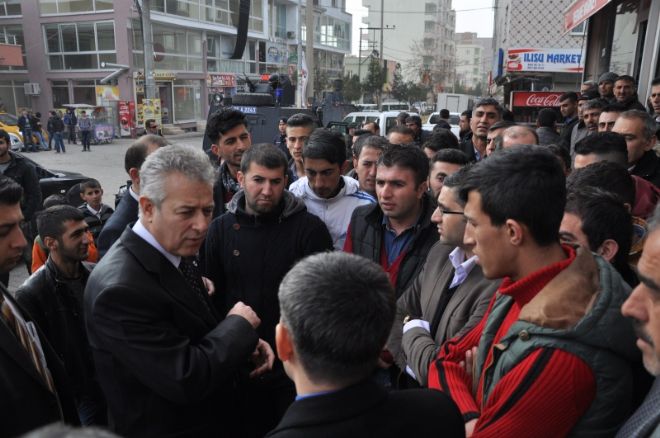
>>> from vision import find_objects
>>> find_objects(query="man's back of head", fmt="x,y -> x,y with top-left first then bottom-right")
0,175 -> 26,274
501,125 -> 539,148
277,252 -> 395,387
537,108 -> 557,128
573,131 -> 628,169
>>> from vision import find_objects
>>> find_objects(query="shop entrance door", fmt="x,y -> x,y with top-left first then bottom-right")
158,83 -> 173,124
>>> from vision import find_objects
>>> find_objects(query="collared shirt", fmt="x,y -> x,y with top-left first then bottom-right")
294,389 -> 337,401
129,186 -> 139,202
86,204 -> 100,217
382,216 -> 416,266
448,246 -> 478,289
132,220 -> 180,268
473,145 -> 482,162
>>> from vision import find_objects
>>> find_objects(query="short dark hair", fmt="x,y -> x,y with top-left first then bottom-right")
578,90 -> 600,101
652,76 -> 660,87
396,112 -> 410,124
422,129 -> 459,152
545,144 -> 571,173
601,103 -> 627,114
460,146 -> 566,246
473,97 -> 504,118
278,252 -> 395,386
144,119 -> 157,129
615,75 -> 636,87
279,117 -> 288,124
442,165 -> 471,207
559,92 -> 578,103
619,110 -> 657,141
286,113 -> 315,130
351,133 -> 374,158
0,174 -> 22,206
574,132 -> 628,167
566,161 -> 635,207
354,135 -> 388,159
440,109 -> 450,119
460,110 -> 472,120
537,108 -> 557,127
43,194 -> 67,208
582,98 -> 606,112
432,148 -> 469,166
80,179 -> 101,193
124,142 -> 149,174
363,120 -> 379,129
564,187 -> 632,278
388,125 -> 415,137
239,143 -> 288,174
0,128 -> 10,145
303,128 -> 346,165
352,129 -> 372,137
405,115 -> 422,128
377,143 -> 429,186
37,205 -> 85,241
205,108 -> 248,144
488,120 -> 516,132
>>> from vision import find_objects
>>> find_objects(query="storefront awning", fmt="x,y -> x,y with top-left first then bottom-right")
563,0 -> 612,32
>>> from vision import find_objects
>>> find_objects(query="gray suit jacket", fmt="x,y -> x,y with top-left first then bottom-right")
387,242 -> 499,386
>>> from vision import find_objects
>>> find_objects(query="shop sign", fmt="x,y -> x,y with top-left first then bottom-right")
118,101 -> 133,137
207,73 -> 236,88
564,0 -> 611,32
511,91 -> 563,108
137,98 -> 162,128
506,48 -> 584,73
134,70 -> 177,81
266,43 -> 287,64
95,85 -> 120,105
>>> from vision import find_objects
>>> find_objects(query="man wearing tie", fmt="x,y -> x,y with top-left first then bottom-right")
85,145 -> 274,437
0,175 -> 79,435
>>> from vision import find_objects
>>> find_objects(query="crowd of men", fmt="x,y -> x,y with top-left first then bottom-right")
0,72 -> 659,438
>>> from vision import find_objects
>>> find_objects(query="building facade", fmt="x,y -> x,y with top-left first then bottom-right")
455,32 -> 492,93
571,0 -> 659,104
361,0 -> 455,92
491,0 -> 586,106
0,0 -> 351,131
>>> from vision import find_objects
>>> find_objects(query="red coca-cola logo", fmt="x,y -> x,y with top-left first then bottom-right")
512,92 -> 562,107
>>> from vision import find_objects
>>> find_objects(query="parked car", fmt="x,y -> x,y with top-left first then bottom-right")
15,151 -> 91,207
422,112 -> 461,138
341,111 -> 402,136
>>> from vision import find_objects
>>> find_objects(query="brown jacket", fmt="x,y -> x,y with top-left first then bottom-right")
387,242 -> 499,386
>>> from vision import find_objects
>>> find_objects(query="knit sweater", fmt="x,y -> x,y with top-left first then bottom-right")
428,246 -> 597,437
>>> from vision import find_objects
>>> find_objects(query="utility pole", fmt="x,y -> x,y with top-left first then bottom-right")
296,1 -> 303,108
137,0 -> 157,100
305,0 -> 314,106
379,0 -> 384,110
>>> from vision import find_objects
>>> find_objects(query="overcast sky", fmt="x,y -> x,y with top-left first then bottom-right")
345,0 -> 495,55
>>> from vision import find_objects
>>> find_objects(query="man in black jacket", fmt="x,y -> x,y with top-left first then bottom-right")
0,175 -> 80,436
460,98 -> 502,162
267,251 -> 463,438
16,205 -> 106,425
203,143 -> 333,437
614,110 -> 660,187
614,75 -> 647,111
345,144 -> 438,298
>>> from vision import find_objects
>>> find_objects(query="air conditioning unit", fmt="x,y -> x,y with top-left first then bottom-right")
23,83 -> 41,96
286,31 -> 296,40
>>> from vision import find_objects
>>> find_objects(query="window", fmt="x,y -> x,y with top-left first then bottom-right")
73,80 -> 96,104
51,80 -> 69,107
43,21 -> 116,70
38,0 -> 113,14
0,26 -> 27,71
609,1 -> 643,75
173,79 -> 201,121
570,21 -> 586,35
424,21 -> 435,33
425,2 -> 436,14
159,0 -> 264,32
0,80 -> 29,114
0,0 -> 21,16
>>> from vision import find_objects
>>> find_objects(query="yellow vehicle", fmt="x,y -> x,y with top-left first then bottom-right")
0,112 -> 49,151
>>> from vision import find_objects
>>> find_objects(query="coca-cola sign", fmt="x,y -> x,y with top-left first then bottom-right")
511,91 -> 563,108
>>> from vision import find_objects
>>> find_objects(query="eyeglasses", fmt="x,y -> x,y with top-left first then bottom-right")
438,208 -> 464,216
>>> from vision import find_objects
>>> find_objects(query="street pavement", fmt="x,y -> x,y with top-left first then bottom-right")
8,132 -> 205,290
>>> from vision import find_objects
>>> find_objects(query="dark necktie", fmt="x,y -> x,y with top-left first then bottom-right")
178,257 -> 214,317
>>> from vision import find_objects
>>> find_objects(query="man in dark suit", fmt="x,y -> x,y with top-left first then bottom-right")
460,98 -> 502,162
388,167 -> 499,386
267,252 -> 464,437
0,175 -> 79,435
85,145 -> 274,437
96,135 -> 167,257
618,207 -> 660,437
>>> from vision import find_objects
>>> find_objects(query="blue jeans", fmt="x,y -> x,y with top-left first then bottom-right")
53,132 -> 65,152
81,130 -> 91,150
34,131 -> 48,150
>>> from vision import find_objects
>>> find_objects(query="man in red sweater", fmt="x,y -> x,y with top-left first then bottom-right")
428,145 -> 639,437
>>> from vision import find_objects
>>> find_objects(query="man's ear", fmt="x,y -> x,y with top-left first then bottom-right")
237,171 -> 245,188
211,144 -> 219,156
505,219 -> 525,247
340,160 -> 349,174
139,195 -> 155,224
43,236 -> 58,252
128,168 -> 140,186
416,180 -> 428,198
597,239 -> 619,263
275,322 -> 294,363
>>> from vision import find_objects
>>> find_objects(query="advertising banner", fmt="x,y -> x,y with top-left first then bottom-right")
118,101 -> 132,137
95,86 -> 120,106
506,48 -> 584,73
564,0 -> 611,32
511,91 -> 563,108
137,99 -> 161,129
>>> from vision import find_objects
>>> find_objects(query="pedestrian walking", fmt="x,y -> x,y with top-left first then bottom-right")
78,111 -> 93,151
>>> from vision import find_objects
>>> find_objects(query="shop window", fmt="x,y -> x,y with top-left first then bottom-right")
173,80 -> 201,121
609,0 -> 641,75
51,81 -> 70,108
0,0 -> 21,16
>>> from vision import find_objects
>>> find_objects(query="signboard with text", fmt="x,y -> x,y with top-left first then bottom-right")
511,91 -> 563,108
506,48 -> 584,73
564,0 -> 611,32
